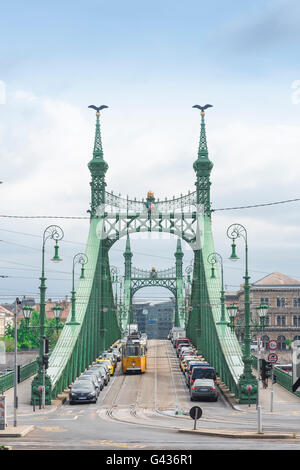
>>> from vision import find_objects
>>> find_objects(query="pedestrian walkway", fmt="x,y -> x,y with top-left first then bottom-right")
237,380 -> 300,414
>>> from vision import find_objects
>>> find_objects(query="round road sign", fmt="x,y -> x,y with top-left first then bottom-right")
268,340 -> 278,351
268,352 -> 278,364
189,406 -> 202,420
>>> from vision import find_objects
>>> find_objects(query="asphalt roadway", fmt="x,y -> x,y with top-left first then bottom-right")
1,340 -> 300,452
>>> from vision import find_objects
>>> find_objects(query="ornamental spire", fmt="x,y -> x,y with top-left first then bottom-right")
192,104 -> 212,160
87,105 -> 109,218
88,105 -> 108,159
192,104 -> 214,216
123,232 -> 133,280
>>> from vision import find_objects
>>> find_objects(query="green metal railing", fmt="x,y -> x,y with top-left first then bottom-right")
0,359 -> 38,393
251,354 -> 300,399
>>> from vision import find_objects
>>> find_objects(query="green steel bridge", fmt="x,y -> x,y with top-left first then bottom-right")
30,105 -> 253,405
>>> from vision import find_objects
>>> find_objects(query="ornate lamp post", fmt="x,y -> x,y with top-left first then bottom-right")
227,303 -> 238,331
22,304 -> 33,326
66,253 -> 88,326
52,304 -> 64,331
226,223 -> 257,404
31,225 -> 64,406
207,252 -> 227,325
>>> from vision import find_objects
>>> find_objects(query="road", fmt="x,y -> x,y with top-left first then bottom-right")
2,340 -> 300,451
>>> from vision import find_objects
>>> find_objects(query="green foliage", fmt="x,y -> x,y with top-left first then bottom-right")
4,310 -> 62,350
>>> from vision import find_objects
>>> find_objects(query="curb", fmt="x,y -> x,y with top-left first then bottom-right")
0,425 -> 34,438
178,428 -> 298,440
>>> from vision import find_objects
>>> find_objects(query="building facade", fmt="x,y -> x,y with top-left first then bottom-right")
229,272 -> 300,350
133,301 -> 175,339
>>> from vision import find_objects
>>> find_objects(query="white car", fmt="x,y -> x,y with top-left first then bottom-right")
250,341 -> 263,352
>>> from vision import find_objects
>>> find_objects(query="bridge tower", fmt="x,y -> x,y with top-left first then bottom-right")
188,108 -> 214,353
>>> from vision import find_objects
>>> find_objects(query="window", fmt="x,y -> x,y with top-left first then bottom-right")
261,335 -> 270,350
260,297 -> 269,306
265,315 -> 270,326
293,298 -> 300,308
276,315 -> 287,326
277,335 -> 286,351
277,297 -> 286,308
293,316 -> 300,327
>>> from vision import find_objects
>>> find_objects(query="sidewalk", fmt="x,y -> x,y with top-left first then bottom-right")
0,377 -> 63,438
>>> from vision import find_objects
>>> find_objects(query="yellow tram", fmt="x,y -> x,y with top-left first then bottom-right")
121,332 -> 147,374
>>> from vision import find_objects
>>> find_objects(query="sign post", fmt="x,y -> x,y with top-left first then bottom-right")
292,340 -> 300,393
268,344 -> 278,412
189,406 -> 202,430
0,395 -> 6,430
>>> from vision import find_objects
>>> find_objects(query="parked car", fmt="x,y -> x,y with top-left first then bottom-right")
83,369 -> 104,391
93,362 -> 111,382
96,358 -> 115,376
76,375 -> 100,396
180,356 -> 199,373
102,351 -> 118,365
179,348 -> 195,361
185,361 -> 210,386
89,365 -> 109,386
108,347 -> 121,362
69,381 -> 98,404
190,378 -> 218,402
176,343 -> 191,357
189,366 -> 217,388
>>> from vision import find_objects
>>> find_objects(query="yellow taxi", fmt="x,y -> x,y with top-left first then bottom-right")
180,356 -> 198,373
96,357 -> 115,376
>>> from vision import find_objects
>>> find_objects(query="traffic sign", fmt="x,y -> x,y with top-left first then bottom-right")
268,340 -> 278,351
189,406 -> 202,430
189,406 -> 202,420
267,353 -> 278,364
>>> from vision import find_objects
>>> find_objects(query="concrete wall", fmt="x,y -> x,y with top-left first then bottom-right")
0,350 -> 38,370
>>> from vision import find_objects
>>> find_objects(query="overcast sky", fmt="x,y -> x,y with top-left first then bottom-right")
1,0 -> 300,304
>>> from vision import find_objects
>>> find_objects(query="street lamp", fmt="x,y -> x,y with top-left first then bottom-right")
226,223 -> 257,404
207,252 -> 227,325
22,304 -> 33,326
66,253 -> 88,326
227,303 -> 238,331
31,225 -> 64,407
52,303 -> 63,331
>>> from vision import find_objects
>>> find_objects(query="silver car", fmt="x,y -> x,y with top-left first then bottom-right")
190,378 -> 218,402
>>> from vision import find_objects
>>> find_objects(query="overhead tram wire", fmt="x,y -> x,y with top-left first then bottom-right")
0,195 -> 299,221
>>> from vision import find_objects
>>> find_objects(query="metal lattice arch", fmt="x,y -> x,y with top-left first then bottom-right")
32,106 -> 245,404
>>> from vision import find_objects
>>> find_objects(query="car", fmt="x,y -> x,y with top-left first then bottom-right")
76,375 -> 100,396
180,356 -> 199,373
175,338 -> 191,349
179,348 -> 195,361
102,351 -> 118,366
89,366 -> 109,386
189,366 -> 217,388
109,347 -> 121,362
250,341 -> 263,352
185,362 -> 211,387
190,378 -> 218,402
83,370 -> 105,391
176,343 -> 191,357
93,362 -> 111,381
69,381 -> 98,404
96,358 -> 115,376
